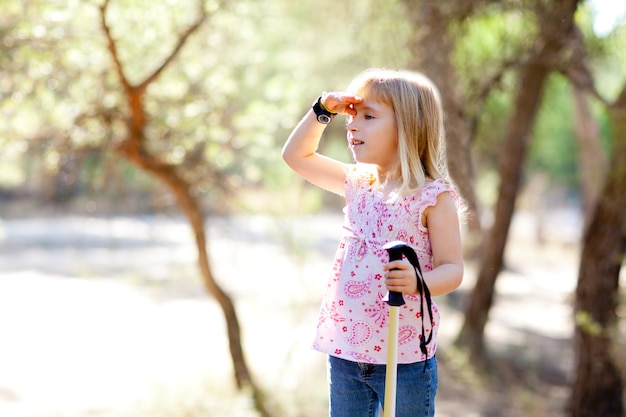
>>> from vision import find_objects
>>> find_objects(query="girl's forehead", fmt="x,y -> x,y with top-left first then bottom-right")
354,85 -> 390,105
354,97 -> 390,111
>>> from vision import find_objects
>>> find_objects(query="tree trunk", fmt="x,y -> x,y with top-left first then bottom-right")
572,86 -> 607,231
457,56 -> 549,362
569,85 -> 626,417
456,0 -> 581,362
98,2 -> 271,416
119,146 -> 255,390
403,0 -> 482,243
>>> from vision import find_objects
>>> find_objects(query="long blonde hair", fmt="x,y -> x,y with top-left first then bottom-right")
347,68 -> 450,194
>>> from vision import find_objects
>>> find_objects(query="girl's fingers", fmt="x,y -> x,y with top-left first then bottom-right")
385,261 -> 417,293
385,260 -> 408,272
385,277 -> 411,293
322,92 -> 362,114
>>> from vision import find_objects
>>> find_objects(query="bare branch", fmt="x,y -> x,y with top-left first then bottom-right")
137,0 -> 207,94
558,24 -> 611,106
99,0 -> 207,96
465,57 -> 523,143
98,0 -> 132,94
474,57 -> 522,106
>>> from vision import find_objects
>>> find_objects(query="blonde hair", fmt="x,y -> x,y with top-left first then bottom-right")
347,68 -> 450,194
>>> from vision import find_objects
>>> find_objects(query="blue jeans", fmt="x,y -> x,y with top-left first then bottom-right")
327,355 -> 437,417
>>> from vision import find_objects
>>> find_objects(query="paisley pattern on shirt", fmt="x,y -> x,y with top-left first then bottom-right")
312,165 -> 458,364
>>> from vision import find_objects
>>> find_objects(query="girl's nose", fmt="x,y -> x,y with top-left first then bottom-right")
347,118 -> 358,131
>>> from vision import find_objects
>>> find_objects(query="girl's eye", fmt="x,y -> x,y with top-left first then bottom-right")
364,114 -> 374,120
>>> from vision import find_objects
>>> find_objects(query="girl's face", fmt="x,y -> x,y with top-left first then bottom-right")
346,97 -> 398,173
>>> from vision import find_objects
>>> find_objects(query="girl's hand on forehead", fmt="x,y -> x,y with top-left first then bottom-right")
322,92 -> 363,117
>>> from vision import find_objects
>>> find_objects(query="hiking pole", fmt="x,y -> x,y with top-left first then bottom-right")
382,241 -> 407,417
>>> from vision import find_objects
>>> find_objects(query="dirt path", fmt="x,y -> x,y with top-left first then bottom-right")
0,213 -> 582,416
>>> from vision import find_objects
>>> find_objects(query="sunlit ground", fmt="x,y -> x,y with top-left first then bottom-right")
0,209 -> 603,417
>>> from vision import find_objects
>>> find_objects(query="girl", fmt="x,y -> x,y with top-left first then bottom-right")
282,68 -> 464,417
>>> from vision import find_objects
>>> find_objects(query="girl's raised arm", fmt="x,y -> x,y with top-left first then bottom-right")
282,93 -> 362,196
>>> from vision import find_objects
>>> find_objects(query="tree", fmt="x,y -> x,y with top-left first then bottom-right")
402,0 -> 484,243
457,0 -> 581,362
560,19 -> 626,417
96,1 -> 270,415
572,86 -> 607,230
570,88 -> 626,415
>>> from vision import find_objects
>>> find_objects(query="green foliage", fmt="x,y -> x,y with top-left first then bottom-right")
455,1 -> 625,195
577,1 -> 626,101
528,74 -> 579,189
1,0 -> 625,214
453,5 -> 535,177
0,0 -> 369,208
0,0 -> 112,192
575,310 -> 604,336
473,80 -> 516,173
454,5 -> 536,86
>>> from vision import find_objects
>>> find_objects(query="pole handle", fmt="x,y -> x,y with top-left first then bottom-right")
383,241 -> 407,307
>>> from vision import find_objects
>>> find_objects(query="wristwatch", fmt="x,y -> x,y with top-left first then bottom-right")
312,96 -> 336,124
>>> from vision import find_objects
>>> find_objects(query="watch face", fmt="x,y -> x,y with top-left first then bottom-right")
317,114 -> 332,124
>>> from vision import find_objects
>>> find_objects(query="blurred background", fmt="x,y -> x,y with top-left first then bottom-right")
0,0 -> 625,416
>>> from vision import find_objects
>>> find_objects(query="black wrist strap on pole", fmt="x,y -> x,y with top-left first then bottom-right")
383,241 -> 434,372
401,248 -> 434,358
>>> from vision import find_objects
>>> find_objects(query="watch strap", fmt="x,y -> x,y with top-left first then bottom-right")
312,95 -> 336,124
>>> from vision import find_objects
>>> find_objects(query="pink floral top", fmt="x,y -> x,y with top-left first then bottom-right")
312,165 -> 458,364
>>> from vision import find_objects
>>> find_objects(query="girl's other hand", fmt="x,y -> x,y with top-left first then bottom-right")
322,92 -> 363,117
384,259 -> 418,295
